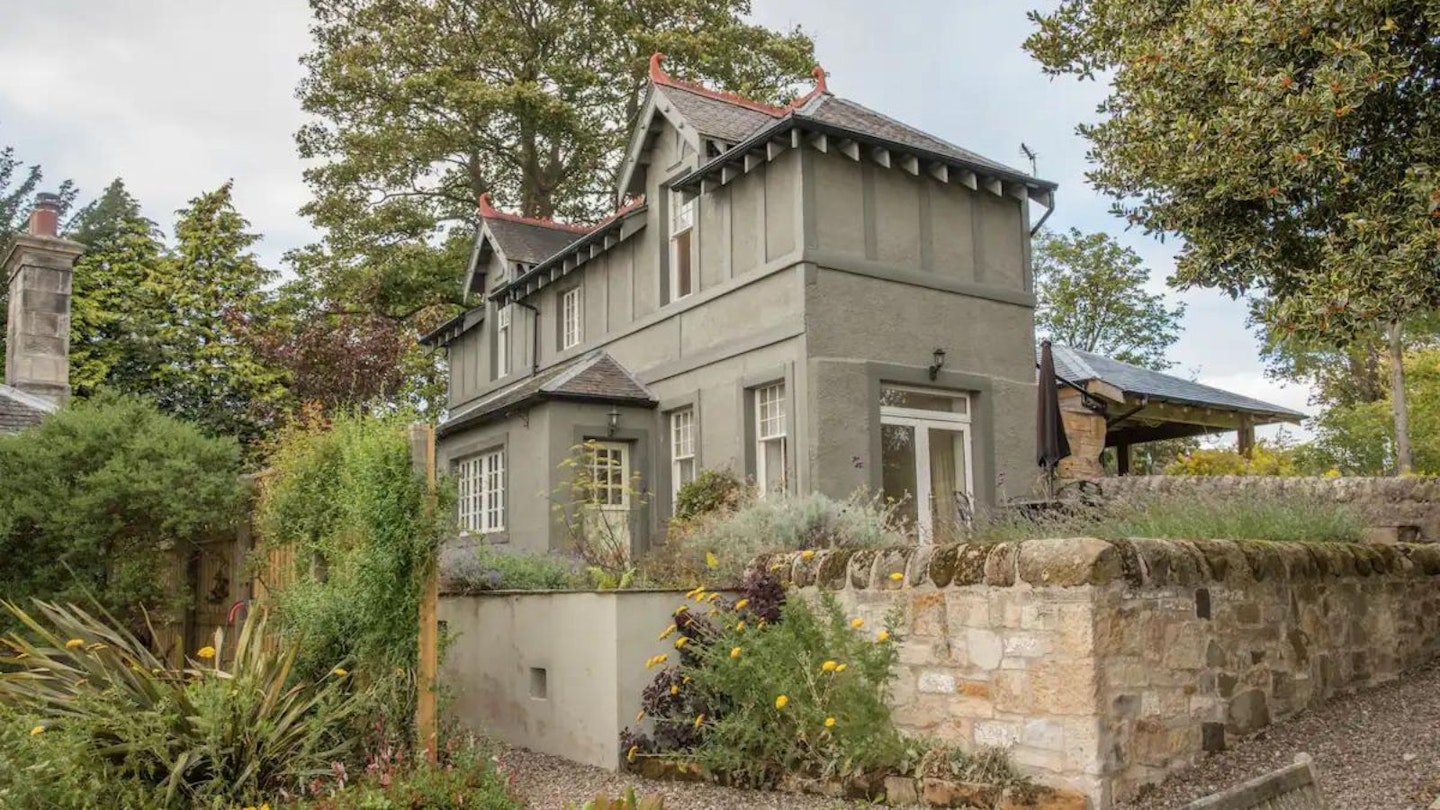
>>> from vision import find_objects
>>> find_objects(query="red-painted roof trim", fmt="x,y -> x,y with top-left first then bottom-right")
648,53 -> 828,118
478,191 -> 592,234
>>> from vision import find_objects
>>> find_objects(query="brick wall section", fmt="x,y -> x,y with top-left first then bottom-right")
1100,475 -> 1440,543
761,538 -> 1440,808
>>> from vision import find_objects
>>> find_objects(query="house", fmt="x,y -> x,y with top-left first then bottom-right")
1047,344 -> 1305,478
425,55 -> 1057,553
1,193 -> 80,434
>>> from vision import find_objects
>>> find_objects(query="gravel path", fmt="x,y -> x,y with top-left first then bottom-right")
501,748 -> 878,810
1118,661 -> 1440,809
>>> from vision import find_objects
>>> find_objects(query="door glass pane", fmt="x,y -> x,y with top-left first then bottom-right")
881,423 -> 919,531
929,428 -> 966,539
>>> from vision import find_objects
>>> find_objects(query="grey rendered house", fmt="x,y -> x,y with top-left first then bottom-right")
425,55 -> 1056,555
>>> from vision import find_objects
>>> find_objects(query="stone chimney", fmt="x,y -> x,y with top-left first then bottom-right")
4,193 -> 83,405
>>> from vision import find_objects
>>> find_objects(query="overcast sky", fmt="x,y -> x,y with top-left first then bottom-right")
0,0 -> 1312,436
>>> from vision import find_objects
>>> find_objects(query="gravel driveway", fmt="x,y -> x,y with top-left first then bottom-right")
502,748 -> 884,809
1118,661 -> 1440,809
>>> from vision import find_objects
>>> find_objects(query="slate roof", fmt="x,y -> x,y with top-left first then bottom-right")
1049,345 -> 1306,421
0,384 -> 57,434
658,84 -> 779,143
438,351 -> 655,437
483,217 -> 586,266
803,96 -> 1028,178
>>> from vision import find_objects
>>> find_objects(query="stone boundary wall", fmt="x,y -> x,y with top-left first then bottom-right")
1099,475 -> 1440,543
763,538 -> 1440,808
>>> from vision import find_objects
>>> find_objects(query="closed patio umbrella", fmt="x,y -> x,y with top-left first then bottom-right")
1037,340 -> 1071,492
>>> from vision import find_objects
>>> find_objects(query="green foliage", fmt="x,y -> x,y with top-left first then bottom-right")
0,135 -> 78,366
569,787 -> 664,810
899,740 -> 1027,786
654,492 -> 906,585
1026,1 -> 1440,470
0,602 -> 358,808
1295,347 -> 1440,475
975,490 -> 1365,545
0,394 -> 243,635
1164,441 -> 1299,476
256,413 -> 448,715
672,468 -> 744,522
298,738 -> 520,810
1033,227 -> 1185,370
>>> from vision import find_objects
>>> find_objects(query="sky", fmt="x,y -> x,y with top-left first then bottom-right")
0,0 -> 1313,438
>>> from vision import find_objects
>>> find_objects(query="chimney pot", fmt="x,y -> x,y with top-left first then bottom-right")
28,193 -> 62,238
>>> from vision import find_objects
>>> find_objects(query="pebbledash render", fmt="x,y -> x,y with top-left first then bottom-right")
424,55 -> 1057,555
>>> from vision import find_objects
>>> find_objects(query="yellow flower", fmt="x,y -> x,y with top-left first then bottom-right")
730,647 -> 742,659
196,646 -> 216,660
670,684 -> 680,696
658,624 -> 677,641
850,618 -> 864,629
636,709 -> 645,723
675,636 -> 690,649
261,804 -> 271,810
645,653 -> 668,669
825,717 -> 836,728
733,598 -> 749,611
694,713 -> 705,728
332,667 -> 348,677
30,725 -> 44,736
821,660 -> 838,672
627,745 -> 638,763
64,639 -> 84,650
876,630 -> 891,643
836,664 -> 848,673
705,551 -> 719,570
769,563 -> 782,572
774,694 -> 789,710
889,572 -> 904,582
735,620 -> 746,632
706,592 -> 720,603
691,590 -> 708,603
675,605 -> 689,613
800,550 -> 816,560
685,586 -> 704,599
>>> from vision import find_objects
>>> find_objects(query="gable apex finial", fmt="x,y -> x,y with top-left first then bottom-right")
649,52 -> 668,84
478,191 -> 498,217
811,65 -> 828,95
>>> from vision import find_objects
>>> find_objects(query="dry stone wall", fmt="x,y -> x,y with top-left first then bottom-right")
765,538 -> 1440,808
1100,475 -> 1440,543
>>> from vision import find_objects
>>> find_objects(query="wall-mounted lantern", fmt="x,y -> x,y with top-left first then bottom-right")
928,348 -> 947,381
607,406 -> 621,436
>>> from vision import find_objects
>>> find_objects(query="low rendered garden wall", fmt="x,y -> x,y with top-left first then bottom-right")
439,590 -> 701,770
1100,475 -> 1440,543
768,538 -> 1440,808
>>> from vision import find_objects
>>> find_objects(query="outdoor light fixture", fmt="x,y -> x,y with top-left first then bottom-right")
607,406 -> 621,436
928,348 -> 947,381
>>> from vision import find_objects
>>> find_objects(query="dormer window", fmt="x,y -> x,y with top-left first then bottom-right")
669,189 -> 695,302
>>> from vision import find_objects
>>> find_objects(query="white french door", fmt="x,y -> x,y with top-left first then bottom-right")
880,388 -> 974,543
584,441 -> 632,552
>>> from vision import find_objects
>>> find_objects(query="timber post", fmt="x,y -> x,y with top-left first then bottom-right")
408,422 -> 440,763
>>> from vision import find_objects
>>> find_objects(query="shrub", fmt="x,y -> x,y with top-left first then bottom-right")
568,787 -> 664,810
0,601 -> 358,808
1163,441 -> 1299,476
973,490 -> 1365,544
651,492 -> 906,586
623,571 -> 903,788
299,736 -> 519,810
672,469 -> 744,521
256,412 -> 449,741
0,393 -> 244,636
451,545 -> 582,592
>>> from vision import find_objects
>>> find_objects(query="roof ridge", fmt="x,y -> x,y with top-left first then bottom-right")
649,53 -> 828,119
478,192 -> 592,234
542,351 -> 606,392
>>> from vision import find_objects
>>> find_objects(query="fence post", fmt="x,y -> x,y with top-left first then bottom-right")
409,422 -> 440,763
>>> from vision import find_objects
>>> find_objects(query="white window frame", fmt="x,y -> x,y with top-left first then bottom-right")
668,189 -> 695,303
670,407 -> 696,502
754,382 -> 788,497
458,448 -> 506,534
495,304 -> 512,378
560,287 -> 582,350
588,443 -> 630,508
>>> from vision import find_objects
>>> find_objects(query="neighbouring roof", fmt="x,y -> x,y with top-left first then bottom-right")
0,384 -> 57,434
437,351 -> 655,437
480,199 -> 589,266
1049,345 -> 1306,422
493,199 -> 648,304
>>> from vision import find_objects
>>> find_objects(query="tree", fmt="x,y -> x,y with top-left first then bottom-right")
1027,1 -> 1440,474
0,394 -> 244,637
67,179 -> 168,396
293,0 -> 817,329
1033,227 -> 1185,370
150,181 -> 286,444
